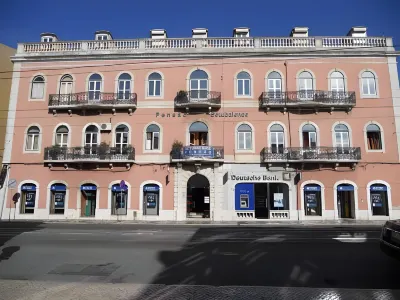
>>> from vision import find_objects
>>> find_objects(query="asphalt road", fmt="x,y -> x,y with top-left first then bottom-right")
0,222 -> 399,299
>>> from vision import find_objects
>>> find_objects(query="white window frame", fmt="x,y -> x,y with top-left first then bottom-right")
359,70 -> 379,99
24,125 -> 41,153
59,75 -> 73,95
362,75 -> 376,96
42,37 -> 53,43
364,122 -> 385,153
88,76 -> 102,101
190,78 -> 208,99
115,131 -> 129,152
146,131 -> 160,150
270,131 -> 285,153
143,123 -> 163,153
147,72 -> 163,98
335,131 -> 350,148
30,76 -> 45,100
236,71 -> 252,97
97,35 -> 108,41
237,131 -> 252,150
55,128 -> 69,147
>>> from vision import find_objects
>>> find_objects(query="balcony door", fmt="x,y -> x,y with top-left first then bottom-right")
267,71 -> 282,100
115,125 -> 129,154
117,73 -> 132,100
88,73 -> 102,101
85,125 -> 99,155
189,70 -> 208,100
270,124 -> 284,154
335,124 -> 350,154
298,71 -> 314,100
59,75 -> 73,95
302,124 -> 317,148
189,122 -> 208,146
330,71 -> 345,99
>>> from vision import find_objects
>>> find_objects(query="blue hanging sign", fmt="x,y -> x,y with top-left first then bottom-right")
21,185 -> 36,191
51,184 -> 66,191
371,185 -> 387,192
183,146 -> 214,158
144,185 -> 160,192
81,185 -> 97,191
337,185 -> 354,191
304,186 -> 321,192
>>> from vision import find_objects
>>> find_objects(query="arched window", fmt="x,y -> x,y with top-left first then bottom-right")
330,71 -> 345,94
84,125 -> 99,154
302,124 -> 317,148
366,124 -> 382,150
236,71 -> 251,96
304,184 -> 322,216
189,121 -> 208,146
361,71 -> 377,96
270,124 -> 284,154
59,75 -> 73,95
55,125 -> 69,147
88,73 -> 102,100
334,124 -> 350,148
31,76 -> 45,99
190,70 -> 208,99
26,126 -> 40,151
115,125 -> 129,152
117,73 -> 132,100
148,72 -> 162,97
370,184 -> 389,216
237,124 -> 252,150
298,71 -> 314,100
267,71 -> 282,98
21,183 -> 37,214
50,183 -> 66,215
146,124 -> 160,150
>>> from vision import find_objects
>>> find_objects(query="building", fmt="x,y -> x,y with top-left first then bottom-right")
0,27 -> 399,221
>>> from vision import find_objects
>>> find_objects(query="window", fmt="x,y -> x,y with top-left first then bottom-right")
236,71 -> 251,96
330,71 -> 345,97
59,75 -> 73,95
366,124 -> 382,150
148,72 -> 162,97
267,71 -> 282,99
143,184 -> 160,216
237,124 -> 252,150
50,184 -> 66,215
111,183 -> 127,215
21,184 -> 36,214
361,71 -> 377,96
42,37 -> 53,43
370,184 -> 389,216
270,124 -> 284,154
115,125 -> 129,153
55,126 -> 69,147
117,73 -> 132,100
334,124 -> 350,148
302,124 -> 317,148
146,124 -> 160,150
298,71 -> 314,100
189,122 -> 208,146
26,126 -> 40,151
189,70 -> 208,99
31,76 -> 45,99
304,184 -> 322,216
97,35 -> 108,40
84,125 -> 99,154
88,73 -> 102,101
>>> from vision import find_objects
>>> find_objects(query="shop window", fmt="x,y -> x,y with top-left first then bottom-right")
366,124 -> 382,150
50,183 -> 66,214
370,184 -> 389,216
111,183 -> 128,215
269,183 -> 289,211
304,184 -> 322,216
21,183 -> 36,214
143,184 -> 160,216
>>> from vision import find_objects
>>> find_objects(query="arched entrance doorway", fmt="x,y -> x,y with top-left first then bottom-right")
337,184 -> 355,219
187,174 -> 210,218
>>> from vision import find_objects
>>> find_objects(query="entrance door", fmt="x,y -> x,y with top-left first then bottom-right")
337,185 -> 355,219
187,174 -> 210,218
254,183 -> 269,218
81,184 -> 97,217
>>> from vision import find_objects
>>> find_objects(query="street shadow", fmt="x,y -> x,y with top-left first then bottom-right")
134,226 -> 400,299
0,221 -> 44,250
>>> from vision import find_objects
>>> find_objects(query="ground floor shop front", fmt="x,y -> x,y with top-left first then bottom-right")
1,163 -> 399,221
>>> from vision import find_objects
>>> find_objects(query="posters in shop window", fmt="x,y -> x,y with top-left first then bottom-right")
25,192 -> 35,208
115,193 -> 126,209
306,193 -> 317,208
146,194 -> 157,208
54,192 -> 65,207
371,194 -> 383,207
274,193 -> 284,208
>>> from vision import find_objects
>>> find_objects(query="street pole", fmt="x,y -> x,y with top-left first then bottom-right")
0,165 -> 10,220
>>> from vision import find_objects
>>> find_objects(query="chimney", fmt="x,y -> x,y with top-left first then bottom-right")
95,30 -> 113,40
192,28 -> 208,39
347,26 -> 367,37
290,27 -> 309,37
233,27 -> 250,38
150,29 -> 167,39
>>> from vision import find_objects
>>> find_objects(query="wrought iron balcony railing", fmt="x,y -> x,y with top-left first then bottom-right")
48,92 -> 137,108
261,147 -> 361,162
259,91 -> 356,109
44,146 -> 135,162
171,146 -> 224,160
175,91 -> 221,107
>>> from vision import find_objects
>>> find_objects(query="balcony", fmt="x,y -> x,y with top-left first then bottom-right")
175,91 -> 221,110
44,146 -> 135,167
171,146 -> 224,162
261,147 -> 361,164
259,91 -> 356,112
48,92 -> 137,114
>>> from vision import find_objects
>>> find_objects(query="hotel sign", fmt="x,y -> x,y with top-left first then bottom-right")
155,112 -> 249,118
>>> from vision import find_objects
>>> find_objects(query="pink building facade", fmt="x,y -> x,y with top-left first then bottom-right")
1,26 -> 400,221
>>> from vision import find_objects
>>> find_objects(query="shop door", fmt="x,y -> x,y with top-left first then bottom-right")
144,192 -> 159,215
337,190 -> 354,219
187,174 -> 210,218
84,192 -> 96,217
254,183 -> 269,219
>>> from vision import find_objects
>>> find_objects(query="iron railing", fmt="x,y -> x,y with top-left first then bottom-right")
261,147 -> 361,162
44,146 -> 135,161
175,91 -> 221,106
48,92 -> 137,107
171,146 -> 224,160
259,91 -> 356,107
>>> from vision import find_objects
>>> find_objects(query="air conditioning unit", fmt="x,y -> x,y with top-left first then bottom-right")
100,123 -> 112,131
